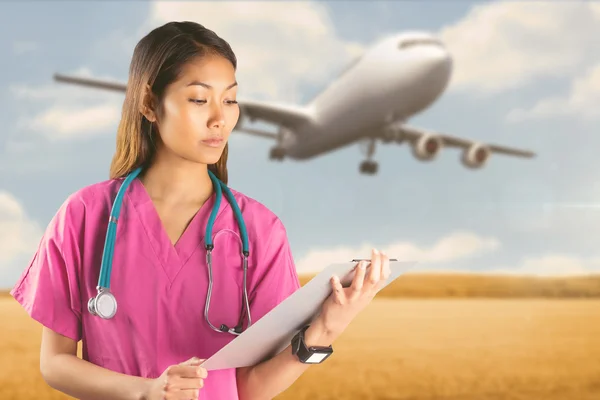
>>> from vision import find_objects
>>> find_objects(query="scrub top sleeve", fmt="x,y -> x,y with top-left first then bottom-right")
10,197 -> 84,342
249,217 -> 301,323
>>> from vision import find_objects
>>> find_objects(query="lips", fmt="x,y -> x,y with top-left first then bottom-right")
201,138 -> 224,148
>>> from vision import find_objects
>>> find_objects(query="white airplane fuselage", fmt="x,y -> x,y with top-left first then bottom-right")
278,33 -> 452,160
51,28 -> 533,173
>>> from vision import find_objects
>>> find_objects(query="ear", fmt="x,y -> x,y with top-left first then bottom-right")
140,84 -> 157,122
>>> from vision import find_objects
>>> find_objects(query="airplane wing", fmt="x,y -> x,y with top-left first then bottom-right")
390,124 -> 535,158
53,73 -> 313,140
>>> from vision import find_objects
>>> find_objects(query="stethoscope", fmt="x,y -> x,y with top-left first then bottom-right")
88,166 -> 253,336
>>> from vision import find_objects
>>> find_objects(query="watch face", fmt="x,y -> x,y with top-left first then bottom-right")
303,352 -> 331,364
292,326 -> 333,364
301,346 -> 333,364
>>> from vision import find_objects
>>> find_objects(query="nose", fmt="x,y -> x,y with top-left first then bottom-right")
427,47 -> 452,81
208,105 -> 226,128
210,116 -> 225,128
419,47 -> 452,96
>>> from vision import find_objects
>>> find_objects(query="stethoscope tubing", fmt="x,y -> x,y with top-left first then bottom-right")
99,167 -> 142,289
91,166 -> 252,335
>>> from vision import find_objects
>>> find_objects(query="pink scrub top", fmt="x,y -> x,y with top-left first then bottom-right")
11,176 -> 301,399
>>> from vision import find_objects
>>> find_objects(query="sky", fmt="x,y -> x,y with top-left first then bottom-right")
2,0 -> 600,289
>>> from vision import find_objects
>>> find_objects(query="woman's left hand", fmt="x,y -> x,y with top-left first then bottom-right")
315,248 -> 391,337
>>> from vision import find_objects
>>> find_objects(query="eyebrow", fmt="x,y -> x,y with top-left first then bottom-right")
186,80 -> 238,90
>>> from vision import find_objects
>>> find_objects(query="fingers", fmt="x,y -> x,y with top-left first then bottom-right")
168,374 -> 205,390
364,249 -> 382,292
180,357 -> 204,366
349,260 -> 367,300
162,363 -> 207,400
329,250 -> 390,307
163,386 -> 202,400
376,252 -> 391,291
168,364 -> 207,379
330,275 -> 346,305
175,388 -> 201,400
362,249 -> 390,294
163,388 -> 201,400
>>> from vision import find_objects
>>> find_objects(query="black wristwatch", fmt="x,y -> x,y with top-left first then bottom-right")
291,325 -> 333,364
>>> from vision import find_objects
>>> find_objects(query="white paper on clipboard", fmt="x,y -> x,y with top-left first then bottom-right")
200,259 -> 417,371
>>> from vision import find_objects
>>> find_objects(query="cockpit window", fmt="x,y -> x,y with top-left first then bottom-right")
398,38 -> 443,49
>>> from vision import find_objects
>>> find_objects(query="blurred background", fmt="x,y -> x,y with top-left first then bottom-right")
2,1 -> 600,399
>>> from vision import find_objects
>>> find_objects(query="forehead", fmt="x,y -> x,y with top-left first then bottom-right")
174,53 -> 236,89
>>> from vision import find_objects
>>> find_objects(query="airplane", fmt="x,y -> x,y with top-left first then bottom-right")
53,31 -> 535,175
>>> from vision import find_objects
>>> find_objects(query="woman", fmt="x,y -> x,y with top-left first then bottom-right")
10,21 -> 391,400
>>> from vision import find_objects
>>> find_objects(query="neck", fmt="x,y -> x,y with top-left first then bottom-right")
139,152 -> 214,207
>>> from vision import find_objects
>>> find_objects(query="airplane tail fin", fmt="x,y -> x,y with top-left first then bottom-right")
53,72 -> 313,139
238,98 -> 315,129
54,73 -> 127,92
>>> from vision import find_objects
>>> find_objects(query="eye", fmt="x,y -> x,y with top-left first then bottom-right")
225,100 -> 238,105
189,99 -> 206,105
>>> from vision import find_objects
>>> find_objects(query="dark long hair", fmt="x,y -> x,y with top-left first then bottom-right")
109,21 -> 237,184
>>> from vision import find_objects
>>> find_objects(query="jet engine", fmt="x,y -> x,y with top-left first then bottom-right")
461,143 -> 490,169
412,134 -> 443,161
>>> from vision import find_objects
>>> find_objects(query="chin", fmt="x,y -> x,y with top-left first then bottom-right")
189,149 -> 224,166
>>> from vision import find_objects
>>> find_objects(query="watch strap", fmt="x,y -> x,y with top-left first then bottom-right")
291,324 -> 333,364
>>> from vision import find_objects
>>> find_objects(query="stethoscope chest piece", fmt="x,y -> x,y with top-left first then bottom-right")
89,167 -> 252,335
88,288 -> 117,319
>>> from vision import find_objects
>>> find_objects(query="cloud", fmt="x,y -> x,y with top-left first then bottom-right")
490,254 -> 600,277
0,191 -> 42,277
145,1 -> 364,102
439,1 -> 600,95
25,103 -> 121,139
294,231 -> 500,273
10,67 -> 123,141
10,1 -> 363,144
506,62 -> 600,122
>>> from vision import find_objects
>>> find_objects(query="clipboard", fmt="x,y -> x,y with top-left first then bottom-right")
200,258 -> 417,371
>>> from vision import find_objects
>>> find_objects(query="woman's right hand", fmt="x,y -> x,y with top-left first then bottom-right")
142,357 -> 207,400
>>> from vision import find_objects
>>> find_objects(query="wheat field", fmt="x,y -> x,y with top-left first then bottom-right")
298,272 -> 600,298
3,274 -> 600,399
3,290 -> 600,400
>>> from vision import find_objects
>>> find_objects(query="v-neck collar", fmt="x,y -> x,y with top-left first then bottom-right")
125,177 -> 227,284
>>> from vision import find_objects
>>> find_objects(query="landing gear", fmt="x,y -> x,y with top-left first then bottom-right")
359,160 -> 378,174
269,146 -> 285,161
359,138 -> 379,175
